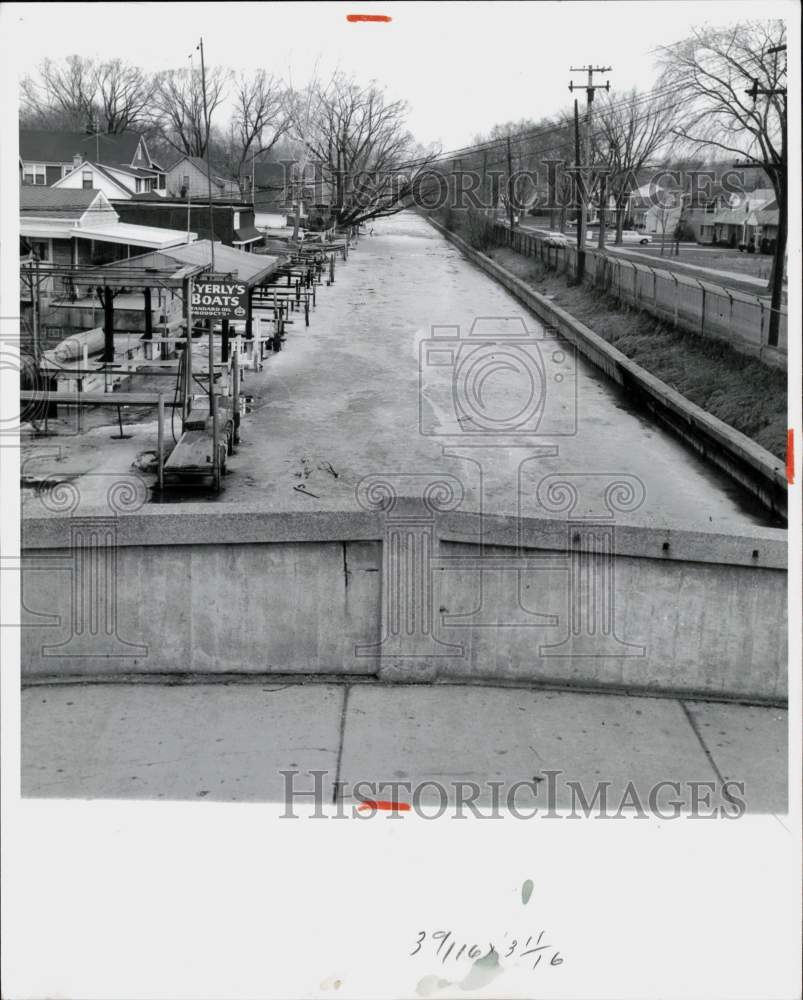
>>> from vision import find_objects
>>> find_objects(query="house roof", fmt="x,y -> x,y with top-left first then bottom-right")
744,187 -> 775,204
19,186 -> 103,216
754,200 -> 779,226
106,162 -> 162,179
19,129 -> 144,165
713,191 -> 776,226
232,226 -> 264,245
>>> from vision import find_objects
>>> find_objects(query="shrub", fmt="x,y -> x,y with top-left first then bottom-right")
463,209 -> 496,252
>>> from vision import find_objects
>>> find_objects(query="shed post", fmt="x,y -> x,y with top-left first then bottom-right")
245,288 -> 254,340
143,286 -> 152,340
182,275 -> 193,422
211,393 -> 220,492
221,318 -> 230,363
102,286 -> 114,363
157,393 -> 164,489
208,318 -> 215,415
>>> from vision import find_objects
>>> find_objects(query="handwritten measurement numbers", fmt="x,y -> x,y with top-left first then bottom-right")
410,929 -> 564,971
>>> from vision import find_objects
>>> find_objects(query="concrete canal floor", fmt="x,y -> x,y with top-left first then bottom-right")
22,211 -> 777,530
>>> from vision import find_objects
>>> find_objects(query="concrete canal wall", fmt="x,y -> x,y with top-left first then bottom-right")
428,217 -> 787,521
22,506 -> 787,703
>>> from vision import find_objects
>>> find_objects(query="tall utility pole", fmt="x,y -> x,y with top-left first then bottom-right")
481,148 -> 489,217
506,135 -> 515,231
569,65 -> 611,274
573,99 -> 582,277
198,37 -> 216,273
745,43 -> 786,349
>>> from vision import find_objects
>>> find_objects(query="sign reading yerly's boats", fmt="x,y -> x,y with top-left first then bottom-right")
191,272 -> 248,319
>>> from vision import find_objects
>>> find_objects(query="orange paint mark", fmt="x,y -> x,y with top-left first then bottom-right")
356,799 -> 410,812
787,429 -> 795,484
346,13 -> 392,22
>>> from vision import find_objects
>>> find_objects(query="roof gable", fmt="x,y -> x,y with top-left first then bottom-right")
53,161 -> 135,197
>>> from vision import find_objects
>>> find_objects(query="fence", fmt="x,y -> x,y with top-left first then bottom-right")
494,224 -> 787,367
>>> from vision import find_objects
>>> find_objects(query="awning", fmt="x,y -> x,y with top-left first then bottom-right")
232,225 -> 264,245
142,239 -> 284,287
75,222 -> 198,249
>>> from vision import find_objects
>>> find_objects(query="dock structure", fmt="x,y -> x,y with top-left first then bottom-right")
22,228 -> 358,493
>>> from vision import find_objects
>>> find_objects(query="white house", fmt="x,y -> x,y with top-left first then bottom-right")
53,159 -> 164,199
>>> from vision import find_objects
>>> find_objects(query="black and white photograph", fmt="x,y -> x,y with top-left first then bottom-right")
1,2 -> 800,997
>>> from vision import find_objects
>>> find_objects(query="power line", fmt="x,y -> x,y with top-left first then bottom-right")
390,53 -> 741,174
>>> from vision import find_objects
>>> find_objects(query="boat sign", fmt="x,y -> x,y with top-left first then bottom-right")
192,273 -> 248,319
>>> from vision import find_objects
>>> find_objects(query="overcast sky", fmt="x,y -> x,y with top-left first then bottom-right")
2,0 -> 794,152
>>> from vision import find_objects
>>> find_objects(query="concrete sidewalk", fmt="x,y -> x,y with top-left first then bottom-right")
22,681 -> 787,813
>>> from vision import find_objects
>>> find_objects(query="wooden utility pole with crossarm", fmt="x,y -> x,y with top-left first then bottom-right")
569,65 -> 612,279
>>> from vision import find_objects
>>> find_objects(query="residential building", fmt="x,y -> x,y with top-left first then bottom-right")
19,128 -> 165,190
710,188 -> 776,249
164,156 -> 237,198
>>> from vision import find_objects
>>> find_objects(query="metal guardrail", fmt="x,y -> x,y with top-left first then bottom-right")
494,224 -> 787,365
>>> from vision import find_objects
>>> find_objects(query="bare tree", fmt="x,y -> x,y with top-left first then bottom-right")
657,20 -> 787,343
94,59 -> 155,133
217,71 -> 292,195
21,56 -> 97,130
292,74 -> 438,228
594,87 -> 678,244
150,66 -> 230,158
20,55 -> 153,133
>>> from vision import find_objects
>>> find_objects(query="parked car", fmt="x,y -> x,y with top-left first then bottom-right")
543,231 -> 569,247
620,230 -> 651,245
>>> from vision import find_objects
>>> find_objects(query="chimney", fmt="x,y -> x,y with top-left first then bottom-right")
73,154 -> 83,170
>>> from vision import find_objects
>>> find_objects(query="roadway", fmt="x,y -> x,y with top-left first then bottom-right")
518,220 -> 777,299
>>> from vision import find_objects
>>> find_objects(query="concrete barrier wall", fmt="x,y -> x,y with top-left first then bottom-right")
22,537 -> 383,677
435,540 -> 787,699
21,507 -> 788,703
